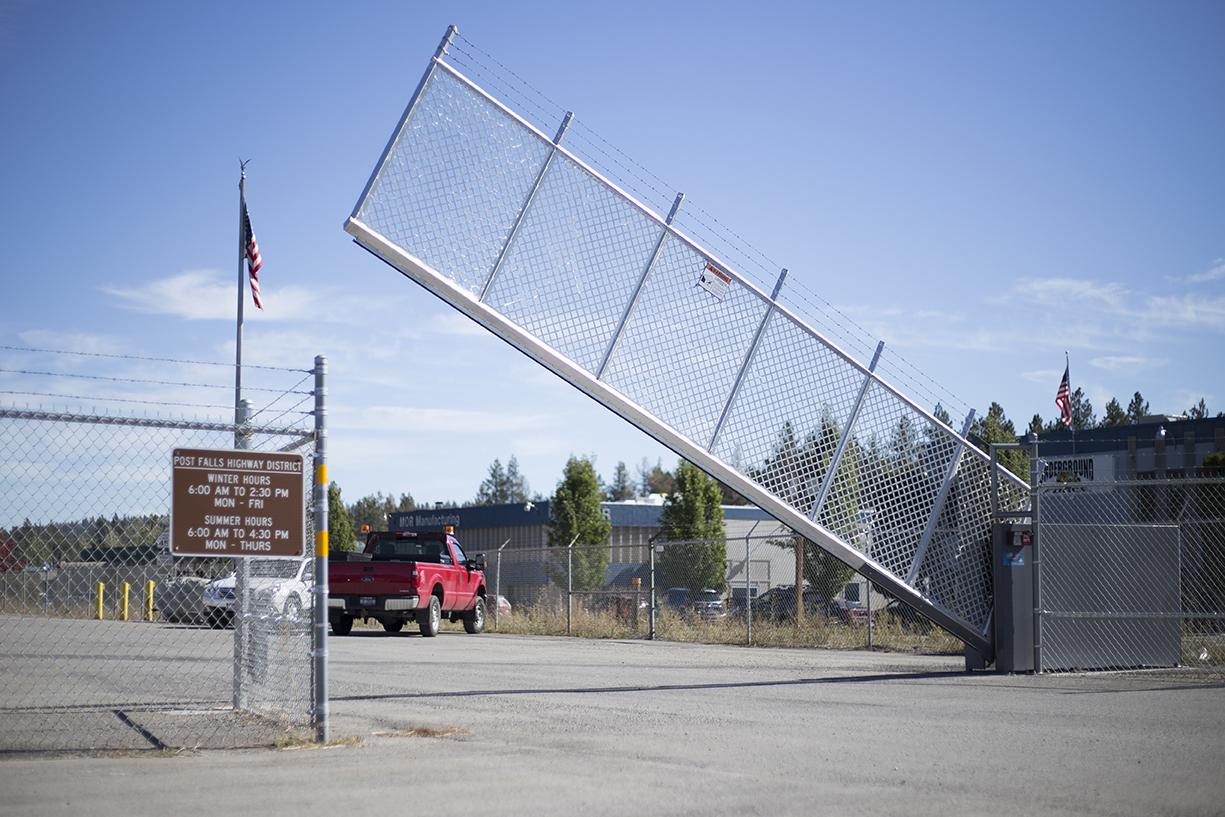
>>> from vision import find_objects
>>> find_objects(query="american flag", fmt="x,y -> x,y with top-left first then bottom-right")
242,202 -> 263,310
1055,364 -> 1072,427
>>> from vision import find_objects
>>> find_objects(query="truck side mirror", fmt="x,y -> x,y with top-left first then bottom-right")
472,555 -> 487,572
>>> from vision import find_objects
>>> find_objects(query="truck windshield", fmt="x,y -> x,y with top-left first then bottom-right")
368,538 -> 447,562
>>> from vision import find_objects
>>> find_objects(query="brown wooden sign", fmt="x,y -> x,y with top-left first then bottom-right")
171,447 -> 306,557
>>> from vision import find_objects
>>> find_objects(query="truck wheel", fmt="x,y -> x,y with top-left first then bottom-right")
419,595 -> 441,637
331,615 -> 353,636
382,619 -> 403,633
463,596 -> 486,634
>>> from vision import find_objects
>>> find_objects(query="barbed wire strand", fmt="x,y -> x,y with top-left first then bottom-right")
0,369 -> 310,394
248,372 -> 315,422
253,393 -> 316,429
0,390 -> 237,412
0,345 -> 307,373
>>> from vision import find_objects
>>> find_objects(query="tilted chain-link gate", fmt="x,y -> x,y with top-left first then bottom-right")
344,26 -> 1027,658
1,358 -> 324,751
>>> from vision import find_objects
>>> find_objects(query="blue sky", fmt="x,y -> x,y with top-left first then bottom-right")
1,1 -> 1222,511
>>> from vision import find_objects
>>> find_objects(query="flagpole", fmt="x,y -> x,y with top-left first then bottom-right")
236,161 -> 248,448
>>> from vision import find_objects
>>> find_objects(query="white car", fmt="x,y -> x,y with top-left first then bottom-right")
203,558 -> 312,628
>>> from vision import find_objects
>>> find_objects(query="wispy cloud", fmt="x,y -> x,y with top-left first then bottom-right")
1139,293 -> 1225,329
103,270 -> 390,324
1089,356 -> 1168,373
15,330 -> 126,356
1188,260 -> 1225,284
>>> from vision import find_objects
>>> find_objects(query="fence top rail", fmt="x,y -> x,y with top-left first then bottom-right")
1037,476 -> 1225,490
479,535 -> 789,557
0,407 -> 313,438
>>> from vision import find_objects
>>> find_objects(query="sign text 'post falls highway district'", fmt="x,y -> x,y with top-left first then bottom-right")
171,447 -> 306,557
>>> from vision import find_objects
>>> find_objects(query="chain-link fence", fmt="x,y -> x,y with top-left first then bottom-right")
487,534 -> 957,653
1,361 -> 320,751
1036,477 -> 1225,673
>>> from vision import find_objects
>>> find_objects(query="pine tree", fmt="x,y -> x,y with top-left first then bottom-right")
1102,398 -> 1128,427
605,461 -> 635,501
1127,392 -> 1150,424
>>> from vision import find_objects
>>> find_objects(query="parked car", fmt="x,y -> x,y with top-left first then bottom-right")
823,597 -> 869,625
657,587 -> 727,620
688,589 -> 727,620
660,587 -> 692,612
751,586 -> 830,621
154,576 -> 210,624
488,594 -> 512,617
589,593 -> 638,619
203,557 -> 312,628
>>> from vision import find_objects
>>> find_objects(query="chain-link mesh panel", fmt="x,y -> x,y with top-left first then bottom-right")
0,414 -> 316,751
485,154 -> 664,372
602,240 -> 772,446
356,65 -> 554,298
1036,478 -> 1225,673
346,52 -> 1028,649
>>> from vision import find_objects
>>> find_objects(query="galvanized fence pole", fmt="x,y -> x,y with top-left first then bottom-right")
745,521 -> 759,646
1029,431 -> 1042,675
649,539 -> 658,640
494,538 -> 509,630
233,397 -> 253,711
312,355 -> 329,741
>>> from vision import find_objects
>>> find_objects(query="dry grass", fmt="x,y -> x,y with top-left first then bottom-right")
490,603 -> 965,655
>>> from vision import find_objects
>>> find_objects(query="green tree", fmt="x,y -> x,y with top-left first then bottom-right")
1127,391 -> 1150,424
1067,388 -> 1096,430
658,461 -> 727,593
970,402 -> 1026,479
1101,398 -> 1128,427
473,456 -> 531,505
328,481 -> 357,552
932,403 -> 952,427
544,456 -> 610,592
348,492 -> 415,532
636,457 -> 675,496
1027,413 -> 1059,435
754,414 -> 857,602
1187,398 -> 1209,420
605,461 -> 635,501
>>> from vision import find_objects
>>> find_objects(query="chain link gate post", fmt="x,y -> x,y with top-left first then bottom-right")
312,355 -> 329,742
1028,432 -> 1043,674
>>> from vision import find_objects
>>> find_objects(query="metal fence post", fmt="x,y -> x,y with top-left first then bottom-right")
494,538 -> 509,630
312,355 -> 329,742
1029,432 -> 1042,674
567,541 -> 573,636
649,539 -> 658,640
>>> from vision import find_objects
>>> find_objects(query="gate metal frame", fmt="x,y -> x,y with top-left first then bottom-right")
344,26 -> 1029,658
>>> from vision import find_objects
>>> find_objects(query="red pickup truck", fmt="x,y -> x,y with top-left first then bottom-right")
328,528 -> 487,637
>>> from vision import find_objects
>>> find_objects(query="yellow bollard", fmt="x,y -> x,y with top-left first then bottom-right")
144,580 -> 155,622
120,582 -> 130,622
95,582 -> 105,620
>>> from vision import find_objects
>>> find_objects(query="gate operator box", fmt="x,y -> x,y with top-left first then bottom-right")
993,523 -> 1034,673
